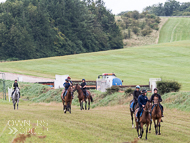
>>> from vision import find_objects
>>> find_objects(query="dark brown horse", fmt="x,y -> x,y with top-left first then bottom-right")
152,95 -> 162,135
61,86 -> 73,114
135,101 -> 152,140
73,84 -> 93,110
129,100 -> 139,128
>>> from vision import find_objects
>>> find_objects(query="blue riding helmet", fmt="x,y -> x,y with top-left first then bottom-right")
136,85 -> 140,89
82,79 -> 85,81
141,89 -> 147,94
65,79 -> 69,82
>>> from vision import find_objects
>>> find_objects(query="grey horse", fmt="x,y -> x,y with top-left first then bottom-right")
13,87 -> 19,110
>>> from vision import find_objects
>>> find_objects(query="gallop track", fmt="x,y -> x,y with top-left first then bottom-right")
0,100 -> 189,143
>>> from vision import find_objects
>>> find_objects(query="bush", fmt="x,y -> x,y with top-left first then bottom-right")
141,28 -> 152,36
123,32 -> 128,39
124,88 -> 134,97
132,27 -> 139,35
157,80 -> 181,94
106,86 -> 120,95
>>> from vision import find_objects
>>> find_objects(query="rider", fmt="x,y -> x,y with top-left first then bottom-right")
67,76 -> 74,99
63,79 -> 70,97
137,89 -> 148,123
132,85 -> 141,111
11,80 -> 20,99
150,88 -> 164,117
80,79 -> 87,98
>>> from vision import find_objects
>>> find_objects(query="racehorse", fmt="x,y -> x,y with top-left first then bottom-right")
61,86 -> 73,114
135,101 -> 152,140
151,95 -> 162,135
129,100 -> 139,128
13,87 -> 19,110
73,84 -> 93,110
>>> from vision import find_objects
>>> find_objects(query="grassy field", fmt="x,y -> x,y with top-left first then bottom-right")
0,40 -> 190,91
0,99 -> 190,143
159,18 -> 190,43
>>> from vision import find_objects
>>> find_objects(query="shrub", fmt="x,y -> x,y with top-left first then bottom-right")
141,29 -> 152,36
124,88 -> 134,97
106,86 -> 120,95
132,27 -> 139,35
157,80 -> 181,94
123,32 -> 128,39
139,21 -> 146,30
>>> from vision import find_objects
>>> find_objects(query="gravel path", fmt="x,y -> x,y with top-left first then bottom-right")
0,72 -> 54,83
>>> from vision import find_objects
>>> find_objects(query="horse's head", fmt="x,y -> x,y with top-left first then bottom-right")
145,100 -> 152,112
153,95 -> 159,106
15,87 -> 19,94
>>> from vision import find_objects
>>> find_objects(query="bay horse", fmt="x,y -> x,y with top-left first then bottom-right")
61,86 -> 73,114
152,95 -> 162,135
135,101 -> 152,140
13,87 -> 19,110
73,84 -> 93,110
129,100 -> 139,128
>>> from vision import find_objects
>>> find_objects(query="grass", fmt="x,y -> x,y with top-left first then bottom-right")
0,40 -> 190,91
0,99 -> 190,143
159,18 -> 190,43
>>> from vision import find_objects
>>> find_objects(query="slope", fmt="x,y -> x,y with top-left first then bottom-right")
159,18 -> 190,43
0,41 -> 190,91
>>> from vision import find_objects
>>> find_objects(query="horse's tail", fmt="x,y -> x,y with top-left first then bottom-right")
90,95 -> 93,102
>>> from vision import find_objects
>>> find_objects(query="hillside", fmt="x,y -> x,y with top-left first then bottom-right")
0,40 -> 190,91
159,18 -> 190,43
0,0 -> 123,61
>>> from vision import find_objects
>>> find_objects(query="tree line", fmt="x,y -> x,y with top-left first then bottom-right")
144,0 -> 190,16
0,0 -> 123,61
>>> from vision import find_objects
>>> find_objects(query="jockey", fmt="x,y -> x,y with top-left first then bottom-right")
137,89 -> 148,123
67,76 -> 73,99
150,88 -> 164,117
132,85 -> 141,111
63,79 -> 70,97
11,80 -> 20,99
80,79 -> 87,97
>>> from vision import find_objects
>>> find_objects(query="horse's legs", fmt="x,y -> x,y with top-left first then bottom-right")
17,101 -> 18,110
88,99 -> 90,110
146,123 -> 149,140
85,101 -> 87,110
81,101 -> 83,110
158,118 -> 161,135
14,102 -> 15,110
154,119 -> 157,135
136,121 -> 140,137
131,111 -> 134,128
149,120 -> 152,133
141,123 -> 144,138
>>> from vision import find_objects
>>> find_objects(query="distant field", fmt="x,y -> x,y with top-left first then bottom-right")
0,40 -> 190,91
159,18 -> 190,43
0,99 -> 190,143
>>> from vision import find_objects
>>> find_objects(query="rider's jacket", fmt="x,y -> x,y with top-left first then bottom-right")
69,80 -> 73,85
138,95 -> 148,108
133,90 -> 141,102
81,82 -> 86,90
12,82 -> 20,90
150,93 -> 162,102
63,82 -> 70,90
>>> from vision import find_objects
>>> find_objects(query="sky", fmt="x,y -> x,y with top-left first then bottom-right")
0,0 -> 190,15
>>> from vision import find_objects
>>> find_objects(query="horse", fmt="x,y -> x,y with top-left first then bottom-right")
129,100 -> 139,128
61,86 -> 73,114
151,95 -> 162,135
13,87 -> 19,110
135,101 -> 152,140
73,84 -> 93,110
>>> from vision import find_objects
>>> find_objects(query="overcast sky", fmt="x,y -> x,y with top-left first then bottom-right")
0,0 -> 190,14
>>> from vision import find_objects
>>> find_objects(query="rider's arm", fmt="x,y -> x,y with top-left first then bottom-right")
83,83 -> 86,88
150,95 -> 153,102
138,96 -> 142,107
18,83 -> 20,89
12,83 -> 14,89
159,94 -> 162,102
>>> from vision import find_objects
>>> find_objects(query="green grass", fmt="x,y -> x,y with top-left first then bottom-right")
159,18 -> 190,43
0,99 -> 190,143
0,40 -> 190,91
162,92 -> 190,111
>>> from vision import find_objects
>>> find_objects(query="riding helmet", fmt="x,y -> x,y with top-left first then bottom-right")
67,76 -> 71,79
141,89 -> 147,94
154,88 -> 158,91
65,79 -> 69,82
82,79 -> 85,81
136,85 -> 140,89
